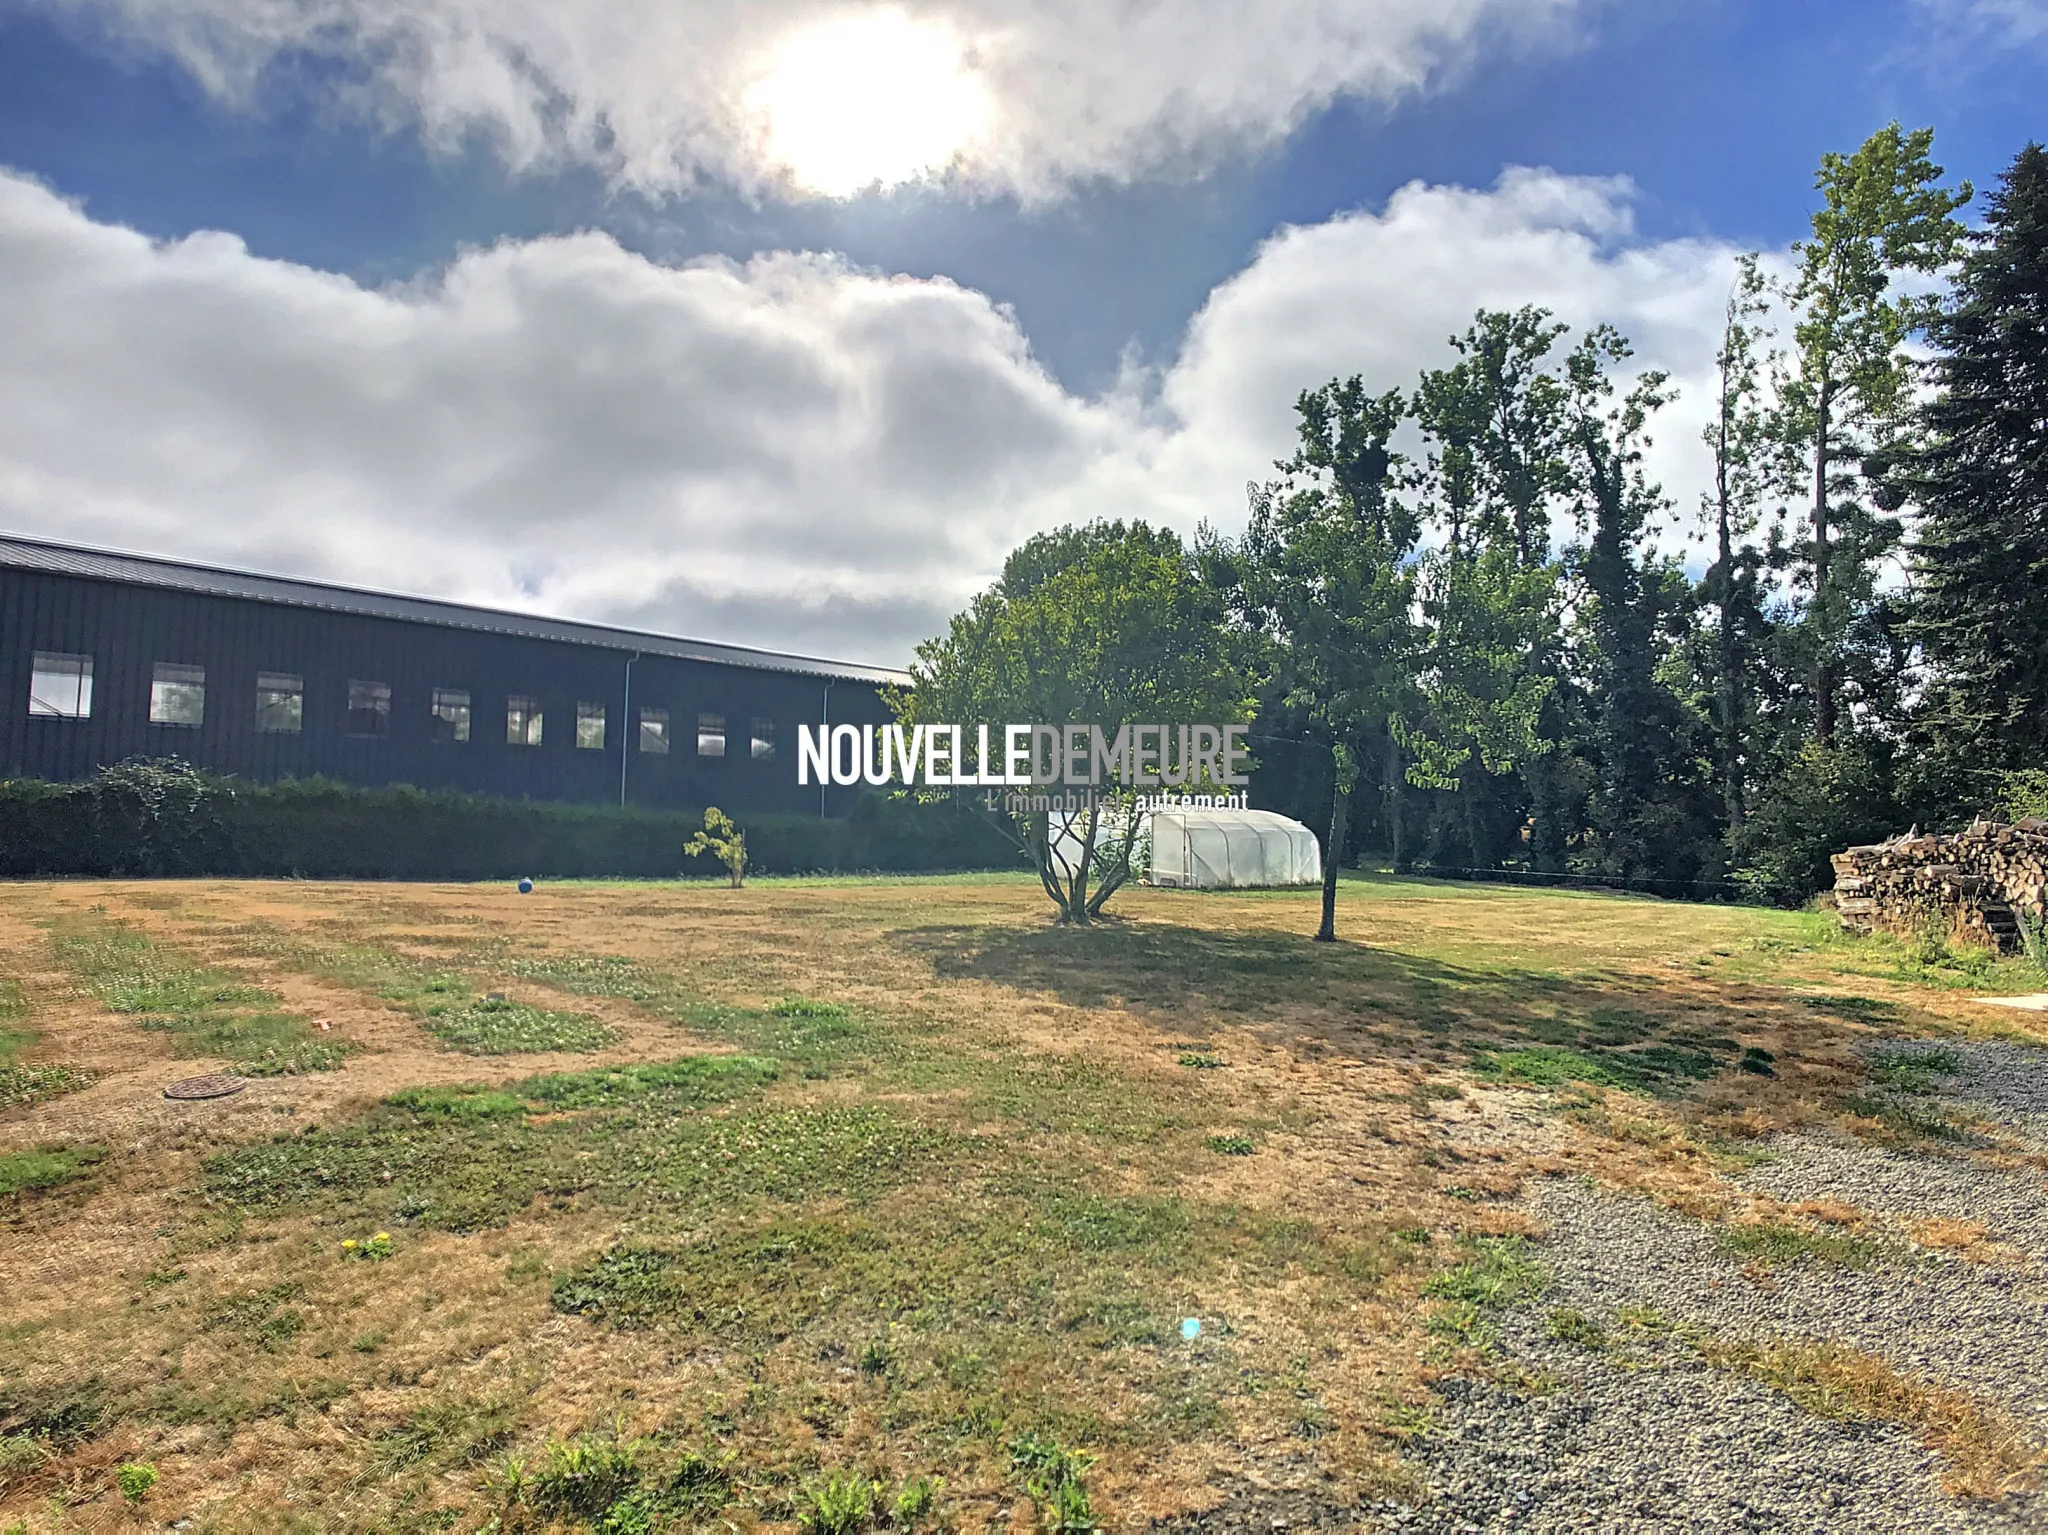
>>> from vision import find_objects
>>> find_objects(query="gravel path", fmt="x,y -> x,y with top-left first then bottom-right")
1378,1037 -> 2048,1533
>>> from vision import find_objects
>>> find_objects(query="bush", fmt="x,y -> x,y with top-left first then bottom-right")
0,761 -> 1021,880
1732,740 -> 1899,902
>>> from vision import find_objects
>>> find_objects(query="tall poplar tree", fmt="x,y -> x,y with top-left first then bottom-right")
1775,123 -> 1972,743
1906,142 -> 2048,803
1700,256 -> 1776,834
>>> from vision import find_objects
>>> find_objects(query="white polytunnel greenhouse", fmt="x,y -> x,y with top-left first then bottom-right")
1146,807 -> 1322,889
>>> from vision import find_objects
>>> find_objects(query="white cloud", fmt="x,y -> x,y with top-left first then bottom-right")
1914,0 -> 2048,45
46,0 -> 1596,201
0,166 -> 1740,664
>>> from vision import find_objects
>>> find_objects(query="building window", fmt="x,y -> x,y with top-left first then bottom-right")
507,694 -> 543,747
576,702 -> 606,750
697,712 -> 726,758
346,680 -> 391,737
638,707 -> 669,755
149,663 -> 206,727
432,687 -> 471,743
29,652 -> 92,719
751,717 -> 776,761
256,672 -> 303,734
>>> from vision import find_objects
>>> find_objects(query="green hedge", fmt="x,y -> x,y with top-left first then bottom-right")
0,760 -> 1021,880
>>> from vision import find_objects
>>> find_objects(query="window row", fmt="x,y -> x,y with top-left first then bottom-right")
26,653 -> 776,758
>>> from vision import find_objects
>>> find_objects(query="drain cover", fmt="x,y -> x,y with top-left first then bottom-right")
163,1074 -> 247,1101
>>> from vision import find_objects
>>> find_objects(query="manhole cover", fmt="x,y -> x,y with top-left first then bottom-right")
163,1074 -> 247,1101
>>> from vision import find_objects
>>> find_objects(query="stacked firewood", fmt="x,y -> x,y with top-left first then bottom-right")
1831,819 -> 2048,952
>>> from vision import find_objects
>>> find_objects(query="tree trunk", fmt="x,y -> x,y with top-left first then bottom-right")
1385,732 -> 1408,874
1812,377 -> 1836,744
1316,772 -> 1350,942
1716,454 -> 1742,833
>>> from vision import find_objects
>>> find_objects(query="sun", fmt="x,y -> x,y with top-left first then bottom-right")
748,9 -> 990,198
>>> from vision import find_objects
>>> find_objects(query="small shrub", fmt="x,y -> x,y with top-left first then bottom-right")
856,1338 -> 894,1377
684,807 -> 749,888
115,1462 -> 158,1503
1009,1433 -> 1098,1532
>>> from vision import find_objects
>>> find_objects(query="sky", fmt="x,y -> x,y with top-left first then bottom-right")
0,0 -> 2043,667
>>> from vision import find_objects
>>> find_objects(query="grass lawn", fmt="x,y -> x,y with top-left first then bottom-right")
0,871 -> 2042,1530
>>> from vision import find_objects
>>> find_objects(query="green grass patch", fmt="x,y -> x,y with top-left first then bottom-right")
223,926 -> 614,1056
47,912 -> 350,1076
0,1010 -> 97,1109
1470,1039 -> 1725,1096
202,1057 -> 935,1232
0,1145 -> 106,1199
1839,1045 -> 1978,1146
1718,1222 -> 1887,1269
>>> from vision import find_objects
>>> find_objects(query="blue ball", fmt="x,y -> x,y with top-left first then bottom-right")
517,877 -> 534,894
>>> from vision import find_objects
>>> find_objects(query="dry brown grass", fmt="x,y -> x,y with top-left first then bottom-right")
1696,1335 -> 2039,1498
0,872 -> 2042,1530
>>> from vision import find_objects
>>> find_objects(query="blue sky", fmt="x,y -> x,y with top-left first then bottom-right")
0,0 -> 2041,659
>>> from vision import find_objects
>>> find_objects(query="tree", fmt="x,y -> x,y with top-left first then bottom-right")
907,521 -> 1254,924
1410,308 -> 1571,873
684,807 -> 748,887
1775,123 -> 1972,743
1905,142 -> 2048,808
1220,378 -> 1419,942
1561,327 -> 1709,881
1700,255 -> 1777,835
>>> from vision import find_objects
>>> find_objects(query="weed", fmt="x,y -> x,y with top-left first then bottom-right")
115,1462 -> 157,1503
0,1145 -> 106,1199
551,1249 -> 679,1328
1010,1434 -> 1098,1534
1205,1134 -> 1255,1155
1738,1046 -> 1776,1077
895,1474 -> 943,1525
1865,1046 -> 1964,1096
1178,1053 -> 1224,1069
1422,1237 -> 1545,1308
520,1433 -> 643,1518
797,1469 -> 882,1535
1544,1307 -> 1606,1349
206,1282 -> 306,1351
0,1013 -> 95,1110
340,1231 -> 395,1262
857,1338 -> 894,1377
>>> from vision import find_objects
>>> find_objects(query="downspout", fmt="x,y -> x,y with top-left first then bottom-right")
820,678 -> 836,819
619,651 -> 641,807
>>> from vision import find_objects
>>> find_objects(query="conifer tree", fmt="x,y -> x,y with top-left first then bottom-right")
1906,142 -> 2048,804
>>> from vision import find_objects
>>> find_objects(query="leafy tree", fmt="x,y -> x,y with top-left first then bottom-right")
1904,142 -> 2048,809
1220,379 -> 1419,941
1774,123 -> 1972,743
1410,308 -> 1571,872
1561,327 -> 1712,881
683,807 -> 748,887
908,521 -> 1253,924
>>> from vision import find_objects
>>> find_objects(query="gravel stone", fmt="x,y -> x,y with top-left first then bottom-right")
1376,1037 -> 2048,1532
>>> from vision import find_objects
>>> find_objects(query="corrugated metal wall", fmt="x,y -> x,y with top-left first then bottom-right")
0,569 -> 893,815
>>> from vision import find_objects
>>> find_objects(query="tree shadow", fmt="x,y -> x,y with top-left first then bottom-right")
894,917 -> 1763,1085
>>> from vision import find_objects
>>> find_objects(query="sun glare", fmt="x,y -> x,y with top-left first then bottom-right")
749,10 -> 989,198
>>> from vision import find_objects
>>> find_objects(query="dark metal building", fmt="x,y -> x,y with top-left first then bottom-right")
0,533 -> 906,816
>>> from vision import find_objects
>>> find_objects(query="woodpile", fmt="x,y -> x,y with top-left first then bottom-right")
1831,819 -> 2048,952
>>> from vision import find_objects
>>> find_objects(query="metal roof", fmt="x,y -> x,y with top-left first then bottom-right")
0,532 -> 912,687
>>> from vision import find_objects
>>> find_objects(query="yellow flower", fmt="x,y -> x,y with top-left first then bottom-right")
373,1232 -> 390,1243
341,1240 -> 357,1250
